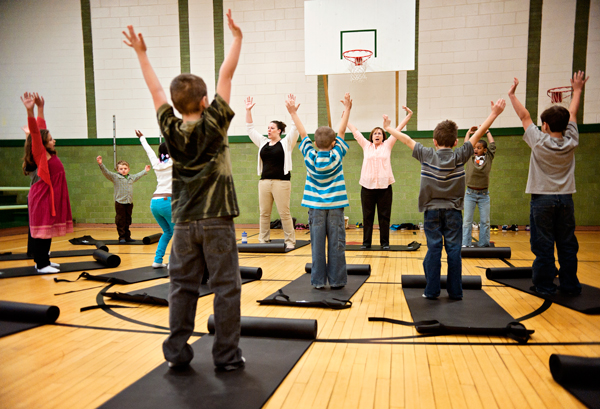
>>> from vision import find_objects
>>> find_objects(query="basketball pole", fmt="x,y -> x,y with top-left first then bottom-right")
322,75 -> 332,128
395,71 -> 399,126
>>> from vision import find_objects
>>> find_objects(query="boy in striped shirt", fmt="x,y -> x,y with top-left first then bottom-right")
286,93 -> 352,289
383,99 -> 506,300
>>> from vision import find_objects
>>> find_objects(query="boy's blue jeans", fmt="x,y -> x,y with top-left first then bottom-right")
530,194 -> 580,294
462,188 -> 491,247
423,209 -> 463,299
308,208 -> 347,288
162,217 -> 243,368
150,197 -> 174,264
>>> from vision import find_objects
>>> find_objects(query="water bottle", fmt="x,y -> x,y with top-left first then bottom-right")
241,231 -> 247,244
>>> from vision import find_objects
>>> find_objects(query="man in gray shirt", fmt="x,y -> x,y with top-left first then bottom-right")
508,71 -> 589,295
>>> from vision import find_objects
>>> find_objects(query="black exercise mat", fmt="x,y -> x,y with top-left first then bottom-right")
462,246 -> 511,258
371,274 -> 533,342
550,354 -> 600,409
69,233 -> 161,246
486,267 -> 600,314
99,316 -> 316,409
0,250 -> 121,279
0,248 -> 108,262
104,267 -> 263,305
345,241 -> 421,251
66,265 -> 170,285
257,263 -> 370,309
237,239 -> 310,253
0,301 -> 60,338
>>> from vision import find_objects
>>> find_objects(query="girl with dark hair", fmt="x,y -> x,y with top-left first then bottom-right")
136,130 -> 174,268
21,92 -> 73,273
245,95 -> 299,249
347,106 -> 413,249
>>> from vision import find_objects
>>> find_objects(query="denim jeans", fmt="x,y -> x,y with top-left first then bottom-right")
150,197 -> 175,264
162,217 -> 243,368
462,188 -> 491,247
423,209 -> 463,298
530,194 -> 580,294
308,208 -> 347,287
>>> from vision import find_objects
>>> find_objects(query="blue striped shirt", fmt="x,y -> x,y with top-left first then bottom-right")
412,141 -> 473,211
299,136 -> 349,209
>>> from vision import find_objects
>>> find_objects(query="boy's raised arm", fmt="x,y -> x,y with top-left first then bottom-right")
396,106 -> 413,131
123,26 -> 168,112
469,99 -> 506,147
508,78 -> 533,130
285,95 -> 307,138
464,126 -> 477,143
383,115 -> 416,150
569,70 -> 589,123
217,9 -> 242,104
338,93 -> 352,138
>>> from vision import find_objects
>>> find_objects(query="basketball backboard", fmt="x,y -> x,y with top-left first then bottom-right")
304,0 -> 416,76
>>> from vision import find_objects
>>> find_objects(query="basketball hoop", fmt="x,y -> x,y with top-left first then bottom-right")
343,49 -> 373,82
547,86 -> 572,105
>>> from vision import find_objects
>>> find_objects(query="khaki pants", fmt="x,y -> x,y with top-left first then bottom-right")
258,179 -> 296,247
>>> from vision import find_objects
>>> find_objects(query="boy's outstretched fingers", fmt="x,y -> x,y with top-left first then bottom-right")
226,9 -> 242,37
96,156 -> 102,164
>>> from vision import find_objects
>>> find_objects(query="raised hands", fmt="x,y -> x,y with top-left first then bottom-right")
508,78 -> 519,96
402,106 -> 413,116
490,98 -> 506,116
571,70 -> 589,93
135,130 -> 143,138
145,165 -> 151,172
226,9 -> 242,39
340,93 -> 352,111
466,125 -> 478,135
285,94 -> 300,114
123,26 -> 147,53
33,93 -> 44,109
244,96 -> 256,111
382,114 -> 392,129
96,156 -> 103,165
21,92 -> 36,115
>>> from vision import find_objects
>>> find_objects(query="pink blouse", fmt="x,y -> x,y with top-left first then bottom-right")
352,129 -> 397,189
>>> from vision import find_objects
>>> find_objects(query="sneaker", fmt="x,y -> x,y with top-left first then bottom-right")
422,294 -> 438,300
330,285 -> 345,290
125,238 -> 136,242
215,357 -> 245,372
286,245 -> 295,250
501,225 -> 509,231
529,285 -> 555,296
449,295 -> 463,300
152,262 -> 167,269
36,265 -> 60,274
119,239 -> 126,244
360,244 -> 371,249
381,245 -> 390,250
50,262 -> 60,268
525,225 -> 530,231
168,361 -> 190,369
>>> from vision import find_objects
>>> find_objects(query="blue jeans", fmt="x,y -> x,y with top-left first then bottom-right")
423,209 -> 463,298
163,217 -> 243,368
530,194 -> 580,294
150,197 -> 175,264
308,208 -> 347,287
462,188 -> 491,247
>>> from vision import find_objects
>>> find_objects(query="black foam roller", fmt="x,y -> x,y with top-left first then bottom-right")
402,274 -> 482,290
143,233 -> 162,245
237,243 -> 286,253
461,247 -> 511,259
240,266 -> 262,280
550,354 -> 600,384
207,315 -> 317,340
304,263 -> 371,275
485,267 -> 532,280
94,241 -> 109,252
93,250 -> 121,268
0,301 -> 60,323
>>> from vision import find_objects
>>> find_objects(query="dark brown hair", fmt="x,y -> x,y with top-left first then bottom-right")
270,120 -> 286,135
540,105 -> 570,133
433,120 -> 458,148
22,129 -> 54,175
314,126 -> 336,149
170,73 -> 207,115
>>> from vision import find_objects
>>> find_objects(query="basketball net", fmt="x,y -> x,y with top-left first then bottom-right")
547,86 -> 572,109
343,50 -> 373,83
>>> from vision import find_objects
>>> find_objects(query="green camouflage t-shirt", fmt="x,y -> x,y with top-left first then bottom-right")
157,94 -> 239,223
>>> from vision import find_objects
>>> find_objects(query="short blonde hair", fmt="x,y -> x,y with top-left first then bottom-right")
117,160 -> 130,168
314,126 -> 336,149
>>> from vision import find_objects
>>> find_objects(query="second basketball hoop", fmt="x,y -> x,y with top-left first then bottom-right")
343,49 -> 373,82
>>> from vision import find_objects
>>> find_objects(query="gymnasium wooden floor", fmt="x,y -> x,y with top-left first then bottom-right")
1,225 -> 599,409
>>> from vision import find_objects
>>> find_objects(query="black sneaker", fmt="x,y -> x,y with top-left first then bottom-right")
330,285 -> 345,290
119,239 -> 126,244
215,357 -> 246,372
382,245 -> 390,250
360,244 -> 371,249
125,238 -> 136,242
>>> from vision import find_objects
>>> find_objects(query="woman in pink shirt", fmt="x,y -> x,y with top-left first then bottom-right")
348,107 -> 412,249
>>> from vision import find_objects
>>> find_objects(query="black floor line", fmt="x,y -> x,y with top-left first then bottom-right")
54,285 -> 105,295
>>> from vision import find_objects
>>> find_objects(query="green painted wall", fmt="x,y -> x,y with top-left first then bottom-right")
2,132 -> 599,227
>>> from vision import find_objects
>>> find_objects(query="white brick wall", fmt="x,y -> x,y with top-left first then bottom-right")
584,0 -> 600,123
418,0 -> 529,130
0,0 -> 87,140
92,0 -> 180,139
